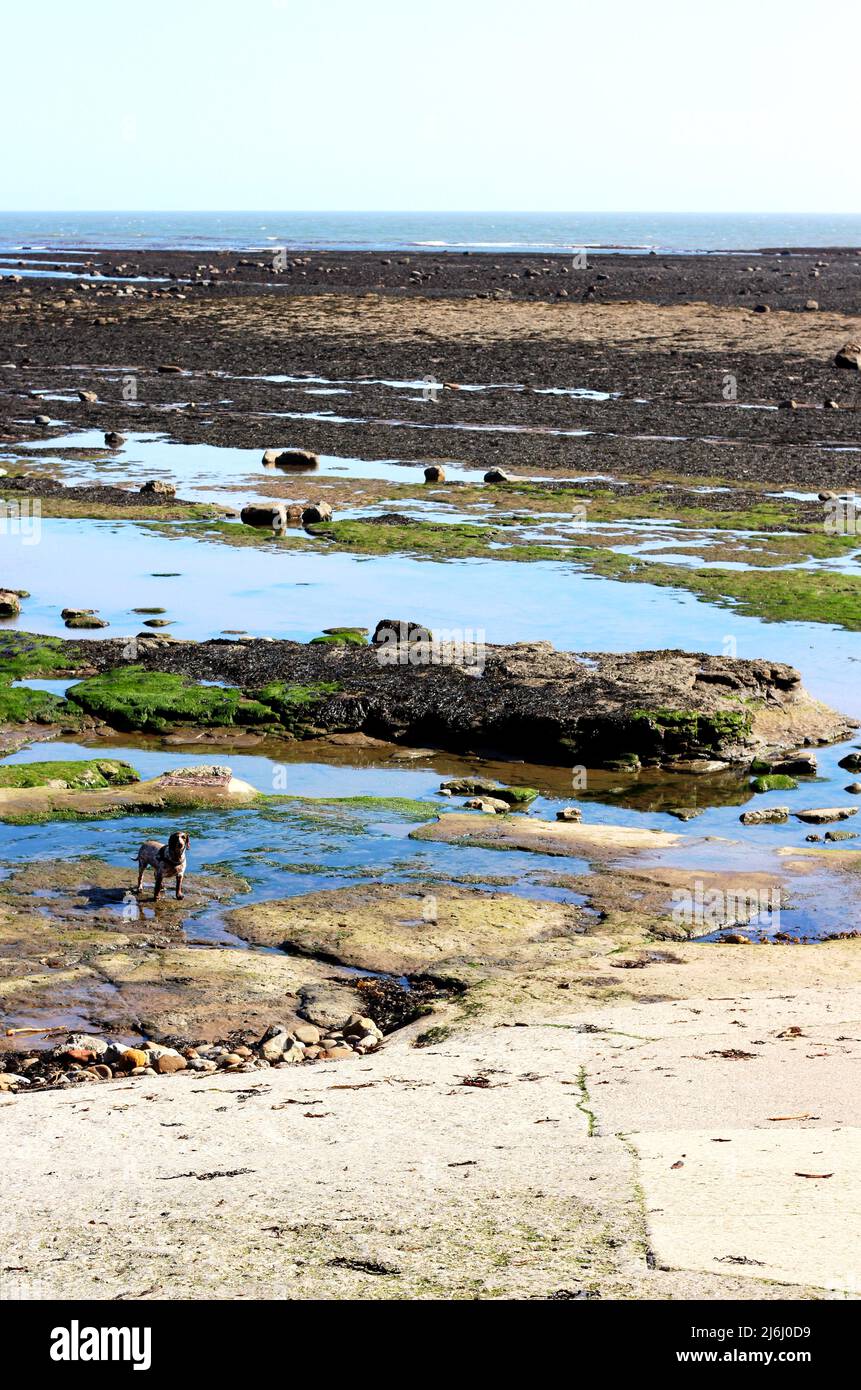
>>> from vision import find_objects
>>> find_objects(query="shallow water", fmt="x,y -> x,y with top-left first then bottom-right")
2,737 -> 859,940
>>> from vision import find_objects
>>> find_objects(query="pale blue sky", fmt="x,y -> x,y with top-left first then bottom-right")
2,0 -> 857,212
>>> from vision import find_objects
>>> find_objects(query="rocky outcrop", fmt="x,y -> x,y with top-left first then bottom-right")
29,633 -> 854,767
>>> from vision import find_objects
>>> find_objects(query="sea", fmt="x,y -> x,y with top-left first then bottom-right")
0,211 -> 860,255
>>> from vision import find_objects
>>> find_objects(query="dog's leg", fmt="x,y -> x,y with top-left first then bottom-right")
135,861 -> 145,895
175,870 -> 184,901
153,871 -> 164,902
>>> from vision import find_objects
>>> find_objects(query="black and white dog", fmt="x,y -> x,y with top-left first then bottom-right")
135,831 -> 190,901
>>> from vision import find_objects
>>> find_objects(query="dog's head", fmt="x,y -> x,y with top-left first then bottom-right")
167,831 -> 190,862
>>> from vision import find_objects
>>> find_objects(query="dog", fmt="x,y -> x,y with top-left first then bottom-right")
135,832 -> 190,901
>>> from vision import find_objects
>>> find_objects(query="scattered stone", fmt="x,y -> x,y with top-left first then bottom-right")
77,389 -> 98,403
484,467 -> 511,483
157,363 -> 184,374
556,807 -> 583,822
794,807 -> 859,825
262,447 -> 319,468
464,795 -> 510,813
740,807 -> 789,825
834,342 -> 861,370
119,1048 -> 148,1070
805,833 -> 822,842
302,501 -> 332,524
34,413 -> 51,426
825,830 -> 859,842
771,752 -> 817,776
0,590 -> 22,617
240,503 -> 288,530
441,777 -> 538,807
750,773 -> 797,793
845,783 -> 861,795
140,479 -> 176,496
154,1052 -> 187,1074
104,431 -> 125,446
424,465 -> 446,482
61,608 -> 108,629
805,299 -> 819,310
838,752 -> 861,772
372,618 -> 433,646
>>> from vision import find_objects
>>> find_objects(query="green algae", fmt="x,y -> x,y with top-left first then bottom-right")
0,759 -> 138,790
64,668 -> 342,735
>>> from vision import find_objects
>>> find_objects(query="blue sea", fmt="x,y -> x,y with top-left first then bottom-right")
1,211 -> 860,255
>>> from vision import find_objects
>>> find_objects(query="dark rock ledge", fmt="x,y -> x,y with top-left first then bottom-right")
52,634 -> 856,767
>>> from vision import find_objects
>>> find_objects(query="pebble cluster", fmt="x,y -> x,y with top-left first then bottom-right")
0,1015 -> 384,1094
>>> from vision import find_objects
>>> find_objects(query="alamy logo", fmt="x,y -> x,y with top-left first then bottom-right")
50,1320 -> 151,1371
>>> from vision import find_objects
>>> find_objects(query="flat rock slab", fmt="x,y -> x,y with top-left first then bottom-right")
635,1127 -> 861,1294
0,771 -> 258,822
412,812 -> 680,857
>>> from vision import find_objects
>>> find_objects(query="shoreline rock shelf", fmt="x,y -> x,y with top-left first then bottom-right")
4,631 -> 853,767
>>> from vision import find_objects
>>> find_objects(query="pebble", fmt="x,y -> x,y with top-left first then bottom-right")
4,1006 -> 388,1094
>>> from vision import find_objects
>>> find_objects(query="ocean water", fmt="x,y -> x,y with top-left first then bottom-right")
1,210 -> 860,255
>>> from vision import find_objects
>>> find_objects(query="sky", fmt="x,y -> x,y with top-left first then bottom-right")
1,0 -> 857,213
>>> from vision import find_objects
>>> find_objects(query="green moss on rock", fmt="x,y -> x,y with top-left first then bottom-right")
0,759 -> 138,790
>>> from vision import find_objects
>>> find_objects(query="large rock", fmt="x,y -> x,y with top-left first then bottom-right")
834,342 -> 861,370
240,503 -> 288,530
62,608 -> 108,629
302,502 -> 333,524
262,448 -> 319,469
0,590 -> 22,617
32,637 -> 856,769
794,807 -> 859,824
372,618 -> 432,646
140,479 -> 176,496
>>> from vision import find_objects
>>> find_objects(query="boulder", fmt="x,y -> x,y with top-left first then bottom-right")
0,590 -> 22,617
262,448 -> 319,469
139,479 -> 176,496
834,342 -> 861,370
464,796 -> 510,814
257,1025 -> 292,1061
372,618 -> 433,646
484,468 -> 511,483
240,503 -> 289,530
424,465 -> 446,483
771,752 -> 817,776
794,807 -> 859,825
62,608 -> 108,629
838,752 -> 861,772
301,502 -> 333,524
825,829 -> 859,842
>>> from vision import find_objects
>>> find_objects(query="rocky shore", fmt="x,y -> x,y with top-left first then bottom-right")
2,629 -> 853,766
